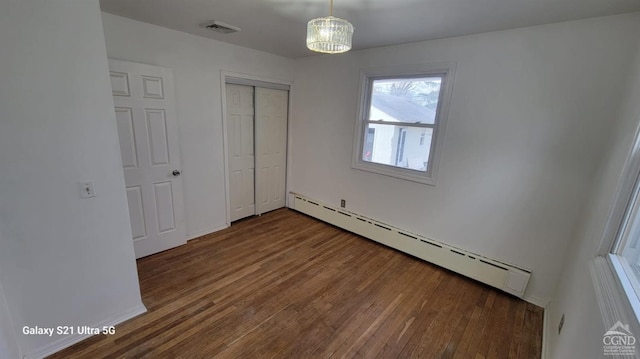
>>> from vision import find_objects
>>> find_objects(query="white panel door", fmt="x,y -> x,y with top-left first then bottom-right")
226,84 -> 256,222
255,87 -> 288,215
109,59 -> 186,259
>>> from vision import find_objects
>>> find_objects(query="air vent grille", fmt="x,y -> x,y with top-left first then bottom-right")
202,20 -> 241,34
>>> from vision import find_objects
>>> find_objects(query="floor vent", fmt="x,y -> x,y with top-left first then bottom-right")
289,192 -> 531,298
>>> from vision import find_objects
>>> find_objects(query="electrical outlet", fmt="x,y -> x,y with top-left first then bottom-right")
558,314 -> 565,334
340,199 -> 346,208
79,182 -> 96,198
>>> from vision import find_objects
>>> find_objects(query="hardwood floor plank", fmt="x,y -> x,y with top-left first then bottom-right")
451,305 -> 485,359
475,293 -> 510,358
356,262 -> 439,358
48,209 -> 544,359
320,257 -> 413,357
507,299 -> 527,358
440,282 -> 484,358
399,274 -> 467,358
453,291 -> 498,359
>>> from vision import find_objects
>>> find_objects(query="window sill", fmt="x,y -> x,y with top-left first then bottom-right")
352,160 -> 436,185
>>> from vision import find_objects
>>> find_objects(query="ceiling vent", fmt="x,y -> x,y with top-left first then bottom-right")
202,20 -> 241,34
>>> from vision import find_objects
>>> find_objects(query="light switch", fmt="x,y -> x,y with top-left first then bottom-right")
79,182 -> 96,198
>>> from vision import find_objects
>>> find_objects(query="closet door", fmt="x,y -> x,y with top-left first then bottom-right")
255,87 -> 288,215
226,84 -> 256,222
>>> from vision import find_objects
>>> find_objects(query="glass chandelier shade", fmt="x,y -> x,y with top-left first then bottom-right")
306,2 -> 353,54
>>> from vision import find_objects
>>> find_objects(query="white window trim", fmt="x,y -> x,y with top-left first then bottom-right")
591,257 -> 640,343
351,62 -> 456,185
590,118 -> 640,357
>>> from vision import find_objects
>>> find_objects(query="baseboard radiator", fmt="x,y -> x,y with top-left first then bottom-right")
289,192 -> 531,298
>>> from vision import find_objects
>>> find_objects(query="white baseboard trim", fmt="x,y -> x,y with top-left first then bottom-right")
187,224 -> 228,241
290,192 -> 534,300
23,304 -> 147,359
524,294 -> 550,308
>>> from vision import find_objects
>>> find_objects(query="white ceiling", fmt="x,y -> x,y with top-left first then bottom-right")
99,0 -> 640,58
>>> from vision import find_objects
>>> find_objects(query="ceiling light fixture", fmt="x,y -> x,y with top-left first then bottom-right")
306,0 -> 354,54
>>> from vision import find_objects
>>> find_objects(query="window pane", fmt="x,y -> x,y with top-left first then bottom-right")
362,123 -> 432,171
369,77 -> 441,125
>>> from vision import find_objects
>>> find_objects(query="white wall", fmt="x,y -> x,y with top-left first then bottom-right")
545,34 -> 640,358
289,13 -> 640,304
101,13 -> 295,239
0,1 -> 144,357
0,279 -> 20,359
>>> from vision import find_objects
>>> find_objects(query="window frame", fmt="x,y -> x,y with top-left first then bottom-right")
351,62 -> 456,185
590,119 -> 640,347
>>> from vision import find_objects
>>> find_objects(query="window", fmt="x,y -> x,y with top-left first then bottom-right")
592,125 -> 640,335
352,63 -> 455,184
610,164 -> 640,321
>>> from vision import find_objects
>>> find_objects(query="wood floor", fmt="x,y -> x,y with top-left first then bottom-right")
49,209 -> 543,359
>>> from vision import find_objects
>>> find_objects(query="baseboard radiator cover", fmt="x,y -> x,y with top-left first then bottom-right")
289,192 -> 531,298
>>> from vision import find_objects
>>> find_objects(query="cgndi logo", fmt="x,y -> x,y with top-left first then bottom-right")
603,321 -> 636,356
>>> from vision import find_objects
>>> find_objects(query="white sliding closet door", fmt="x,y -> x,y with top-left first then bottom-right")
255,87 -> 288,215
226,84 -> 256,222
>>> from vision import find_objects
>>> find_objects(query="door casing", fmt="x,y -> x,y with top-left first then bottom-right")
220,71 -> 292,226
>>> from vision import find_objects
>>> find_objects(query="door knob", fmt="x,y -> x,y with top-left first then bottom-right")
172,170 -> 181,176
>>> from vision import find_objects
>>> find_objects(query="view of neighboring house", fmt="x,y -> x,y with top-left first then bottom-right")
365,91 -> 436,171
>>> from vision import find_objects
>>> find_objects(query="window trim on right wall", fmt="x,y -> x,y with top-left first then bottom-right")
590,118 -> 640,350
351,62 -> 456,185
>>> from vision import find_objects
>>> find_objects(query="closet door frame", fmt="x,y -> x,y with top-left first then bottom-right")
220,71 -> 292,226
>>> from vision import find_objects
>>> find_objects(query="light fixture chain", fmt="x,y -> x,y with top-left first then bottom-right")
330,0 -> 334,16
